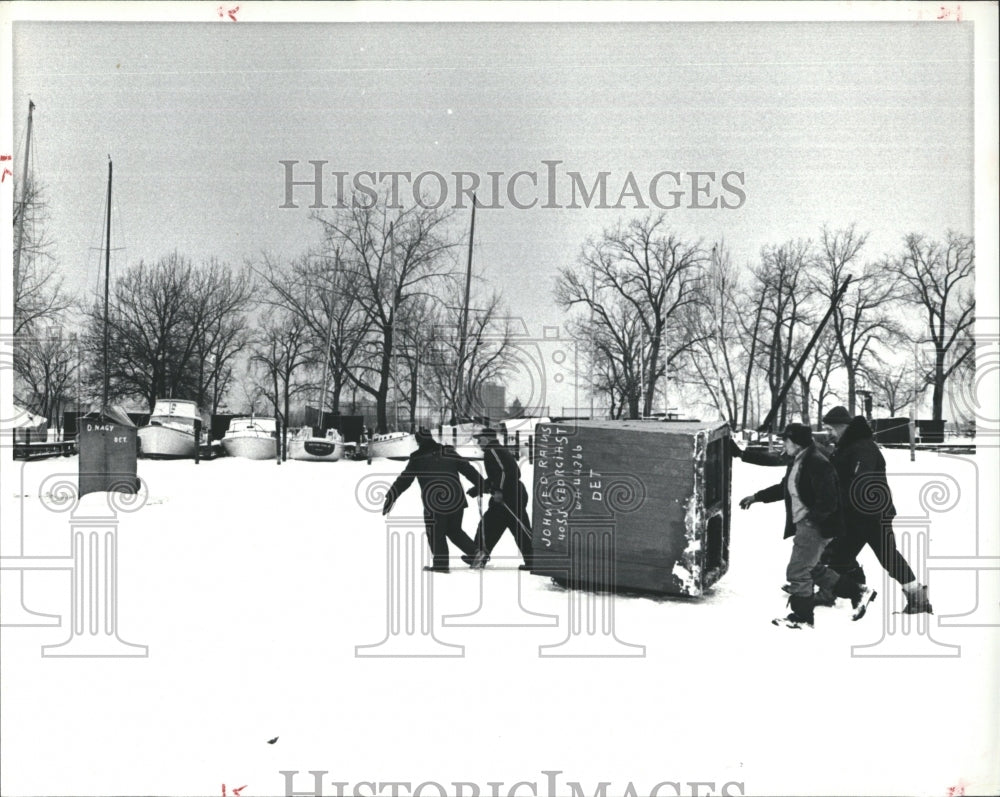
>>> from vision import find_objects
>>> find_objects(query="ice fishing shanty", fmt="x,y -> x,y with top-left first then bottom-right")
531,419 -> 732,598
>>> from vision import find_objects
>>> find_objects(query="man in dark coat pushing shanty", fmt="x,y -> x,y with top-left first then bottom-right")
382,428 -> 486,573
464,427 -> 533,570
819,406 -> 932,614
739,423 -> 874,628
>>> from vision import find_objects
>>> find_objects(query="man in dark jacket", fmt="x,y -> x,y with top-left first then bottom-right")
739,423 -> 874,628
732,435 -> 870,612
820,406 -> 932,614
382,428 -> 486,572
464,428 -> 533,570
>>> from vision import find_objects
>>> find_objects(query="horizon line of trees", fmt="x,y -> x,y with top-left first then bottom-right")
555,218 -> 974,428
13,177 -> 976,435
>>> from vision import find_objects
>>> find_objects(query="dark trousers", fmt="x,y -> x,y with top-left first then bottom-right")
424,509 -> 476,569
473,484 -> 533,566
823,516 -> 916,586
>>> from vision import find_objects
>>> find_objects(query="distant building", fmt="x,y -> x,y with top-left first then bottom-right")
477,382 -> 506,422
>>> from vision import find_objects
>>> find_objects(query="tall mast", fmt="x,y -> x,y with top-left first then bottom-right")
456,194 -> 476,421
13,100 -> 35,292
102,159 -> 112,412
316,249 -> 340,432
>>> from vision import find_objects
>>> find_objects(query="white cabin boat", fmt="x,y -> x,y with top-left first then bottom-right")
288,427 -> 344,462
368,431 -> 418,459
221,417 -> 277,460
137,399 -> 203,458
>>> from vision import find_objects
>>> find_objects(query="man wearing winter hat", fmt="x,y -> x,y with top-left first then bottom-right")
382,428 -> 486,572
463,427 -> 533,570
739,423 -> 874,628
820,405 -> 932,614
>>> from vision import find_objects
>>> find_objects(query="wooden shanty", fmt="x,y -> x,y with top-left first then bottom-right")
531,419 -> 732,597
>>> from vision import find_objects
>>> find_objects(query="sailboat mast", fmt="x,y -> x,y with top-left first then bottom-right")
316,250 -> 339,432
102,159 -> 112,411
13,100 -> 35,292
456,194 -> 475,421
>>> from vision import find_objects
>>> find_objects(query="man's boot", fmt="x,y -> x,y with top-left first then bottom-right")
901,583 -> 933,614
813,585 -> 837,607
773,594 -> 815,629
833,574 -> 877,621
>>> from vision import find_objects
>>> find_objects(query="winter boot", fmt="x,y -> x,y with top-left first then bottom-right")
901,583 -> 933,615
813,586 -> 836,607
470,551 -> 490,570
850,585 -> 877,621
773,594 -> 815,629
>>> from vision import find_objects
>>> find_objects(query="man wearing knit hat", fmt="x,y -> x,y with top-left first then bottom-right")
463,427 -> 533,570
820,405 -> 932,614
382,428 -> 486,572
739,422 -> 873,628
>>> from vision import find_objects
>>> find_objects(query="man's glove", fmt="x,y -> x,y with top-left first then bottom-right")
467,486 -> 480,498
738,495 -> 755,510
490,490 -> 504,505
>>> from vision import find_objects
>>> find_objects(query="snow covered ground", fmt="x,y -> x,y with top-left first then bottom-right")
1,446 -> 998,797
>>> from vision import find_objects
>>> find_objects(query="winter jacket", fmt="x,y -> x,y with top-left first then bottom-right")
471,440 -> 524,505
385,443 -> 486,516
753,444 -> 844,539
829,416 -> 897,523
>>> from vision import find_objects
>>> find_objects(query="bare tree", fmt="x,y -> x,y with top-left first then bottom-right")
795,327 -> 841,428
254,248 -> 372,416
248,310 -> 315,459
750,239 -> 815,430
189,260 -> 254,413
312,197 -> 458,432
83,254 -> 253,411
13,170 -> 71,336
556,215 -> 706,419
684,242 -> 747,426
865,361 -> 922,416
813,225 -> 903,414
424,286 -> 517,425
14,324 -> 79,434
887,231 -> 975,421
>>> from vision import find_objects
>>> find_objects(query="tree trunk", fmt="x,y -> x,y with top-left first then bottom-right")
627,391 -> 640,420
932,354 -> 946,421
332,371 -> 343,413
408,362 -> 419,432
846,363 -> 857,415
798,375 -> 811,427
376,326 -> 394,433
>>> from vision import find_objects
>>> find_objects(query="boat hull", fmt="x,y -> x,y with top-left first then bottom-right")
369,433 -> 418,459
137,425 -> 198,458
289,438 -> 343,461
221,436 -> 277,460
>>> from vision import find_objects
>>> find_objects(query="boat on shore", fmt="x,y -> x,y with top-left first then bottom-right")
137,399 -> 204,458
288,426 -> 344,461
368,431 -> 417,459
221,417 -> 277,460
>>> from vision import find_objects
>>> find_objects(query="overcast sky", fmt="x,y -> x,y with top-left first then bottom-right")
9,14 -> 982,413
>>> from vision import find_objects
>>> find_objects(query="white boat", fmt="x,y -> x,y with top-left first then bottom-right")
288,427 -> 344,461
137,399 -> 203,458
221,417 -> 277,460
368,431 -> 418,459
